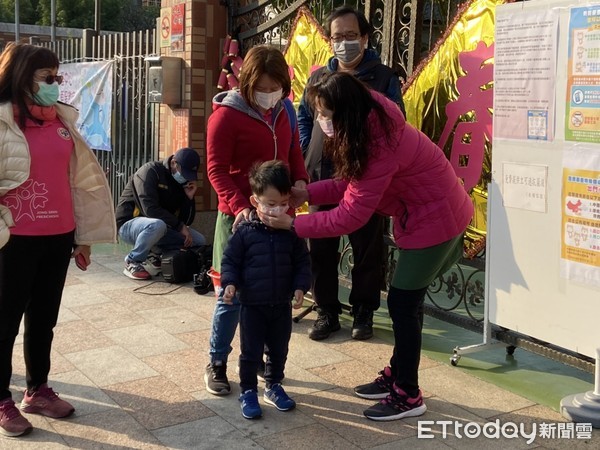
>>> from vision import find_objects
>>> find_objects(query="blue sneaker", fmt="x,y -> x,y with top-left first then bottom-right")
239,390 -> 262,419
264,384 -> 296,411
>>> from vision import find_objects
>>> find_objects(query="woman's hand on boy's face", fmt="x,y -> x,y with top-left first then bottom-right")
293,290 -> 304,309
257,209 -> 293,230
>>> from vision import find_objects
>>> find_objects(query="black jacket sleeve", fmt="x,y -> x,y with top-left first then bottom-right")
292,236 -> 312,293
133,164 -> 182,230
220,229 -> 244,290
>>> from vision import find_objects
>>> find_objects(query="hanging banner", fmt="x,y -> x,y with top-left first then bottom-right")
565,6 -> 600,143
59,61 -> 113,151
561,147 -> 600,287
171,3 -> 185,52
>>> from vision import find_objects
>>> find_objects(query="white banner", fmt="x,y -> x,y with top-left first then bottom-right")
59,61 -> 113,151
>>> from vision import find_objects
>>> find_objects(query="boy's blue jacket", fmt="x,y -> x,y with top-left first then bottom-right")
220,212 -> 311,305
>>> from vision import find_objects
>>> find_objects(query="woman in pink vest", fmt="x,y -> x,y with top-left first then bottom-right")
263,72 -> 474,421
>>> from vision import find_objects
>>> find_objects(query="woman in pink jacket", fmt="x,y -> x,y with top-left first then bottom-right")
263,72 -> 474,421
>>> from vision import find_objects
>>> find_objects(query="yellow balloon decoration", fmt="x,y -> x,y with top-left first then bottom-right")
283,6 -> 333,108
403,0 -> 508,256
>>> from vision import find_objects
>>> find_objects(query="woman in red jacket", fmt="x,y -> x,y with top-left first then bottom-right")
263,72 -> 474,421
204,46 -> 309,396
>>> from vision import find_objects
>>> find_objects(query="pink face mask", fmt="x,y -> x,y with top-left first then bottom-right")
317,117 -> 335,137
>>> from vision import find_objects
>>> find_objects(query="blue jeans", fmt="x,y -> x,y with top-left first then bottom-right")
118,217 -> 206,263
209,294 -> 240,363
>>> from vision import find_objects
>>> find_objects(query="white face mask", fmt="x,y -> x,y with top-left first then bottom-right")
254,89 -> 283,110
317,117 -> 335,137
254,198 -> 289,216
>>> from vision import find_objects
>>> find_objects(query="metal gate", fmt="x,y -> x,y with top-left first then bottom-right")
38,29 -> 159,205
228,0 -> 463,82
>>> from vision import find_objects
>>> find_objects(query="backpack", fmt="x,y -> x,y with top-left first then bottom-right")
161,245 -> 212,286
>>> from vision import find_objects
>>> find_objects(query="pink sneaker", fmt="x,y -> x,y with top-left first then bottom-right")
20,384 -> 74,418
0,398 -> 33,437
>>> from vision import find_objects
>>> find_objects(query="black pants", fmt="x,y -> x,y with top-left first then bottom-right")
308,210 -> 385,315
387,286 -> 428,396
0,231 -> 74,400
239,303 -> 292,392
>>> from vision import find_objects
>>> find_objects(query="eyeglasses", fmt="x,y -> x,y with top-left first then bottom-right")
330,32 -> 361,43
37,74 -> 64,85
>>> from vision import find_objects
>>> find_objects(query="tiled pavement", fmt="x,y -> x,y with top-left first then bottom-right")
3,249 -> 599,449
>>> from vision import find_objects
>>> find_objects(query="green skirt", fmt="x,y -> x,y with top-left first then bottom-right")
211,211 -> 235,273
391,234 -> 464,291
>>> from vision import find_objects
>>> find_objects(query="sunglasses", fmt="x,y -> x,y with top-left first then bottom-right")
38,74 -> 64,85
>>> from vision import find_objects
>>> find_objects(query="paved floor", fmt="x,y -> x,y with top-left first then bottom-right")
3,247 -> 599,449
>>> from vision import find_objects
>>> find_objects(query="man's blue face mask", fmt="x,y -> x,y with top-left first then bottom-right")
173,171 -> 188,185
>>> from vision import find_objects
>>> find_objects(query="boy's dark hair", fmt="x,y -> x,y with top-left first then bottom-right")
249,160 -> 292,196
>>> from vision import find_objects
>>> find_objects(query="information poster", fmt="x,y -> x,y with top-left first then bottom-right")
502,162 -> 548,212
171,3 -> 185,52
565,6 -> 600,143
494,8 -> 558,141
561,148 -> 600,287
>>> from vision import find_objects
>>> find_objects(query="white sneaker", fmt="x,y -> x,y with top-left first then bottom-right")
142,253 -> 162,276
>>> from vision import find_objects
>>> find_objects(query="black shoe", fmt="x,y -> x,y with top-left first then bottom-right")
351,306 -> 374,340
204,362 -> 231,395
308,310 -> 341,341
354,366 -> 395,399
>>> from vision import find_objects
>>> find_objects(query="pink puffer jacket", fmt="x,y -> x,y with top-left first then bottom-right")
295,91 -> 474,249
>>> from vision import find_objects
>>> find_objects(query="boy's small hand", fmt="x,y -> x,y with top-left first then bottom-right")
223,285 -> 236,304
293,290 -> 304,309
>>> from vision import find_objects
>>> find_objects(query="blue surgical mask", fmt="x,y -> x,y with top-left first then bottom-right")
32,81 -> 60,106
173,171 -> 188,185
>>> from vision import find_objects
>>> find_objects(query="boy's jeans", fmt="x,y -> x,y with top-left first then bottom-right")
209,295 -> 241,363
118,217 -> 206,263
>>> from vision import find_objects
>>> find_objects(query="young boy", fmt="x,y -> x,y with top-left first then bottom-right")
220,160 -> 311,419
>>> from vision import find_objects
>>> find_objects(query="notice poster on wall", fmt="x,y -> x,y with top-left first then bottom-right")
493,8 -> 558,141
561,148 -> 600,287
171,3 -> 185,52
502,162 -> 548,212
565,6 -> 600,143
160,7 -> 172,48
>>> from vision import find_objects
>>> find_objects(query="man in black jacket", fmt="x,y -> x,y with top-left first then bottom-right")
115,147 -> 206,280
297,6 -> 406,341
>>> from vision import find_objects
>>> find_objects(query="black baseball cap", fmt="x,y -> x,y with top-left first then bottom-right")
173,147 -> 200,182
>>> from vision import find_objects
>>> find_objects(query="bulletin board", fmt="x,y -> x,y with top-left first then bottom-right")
489,0 -> 600,359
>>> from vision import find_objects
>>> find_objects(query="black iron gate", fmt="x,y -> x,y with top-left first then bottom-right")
228,0 -> 463,82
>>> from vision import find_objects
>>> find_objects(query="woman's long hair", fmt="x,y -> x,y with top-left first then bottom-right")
0,43 -> 60,127
307,72 -> 393,180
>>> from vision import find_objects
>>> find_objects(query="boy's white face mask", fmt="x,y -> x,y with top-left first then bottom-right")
253,198 -> 289,216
